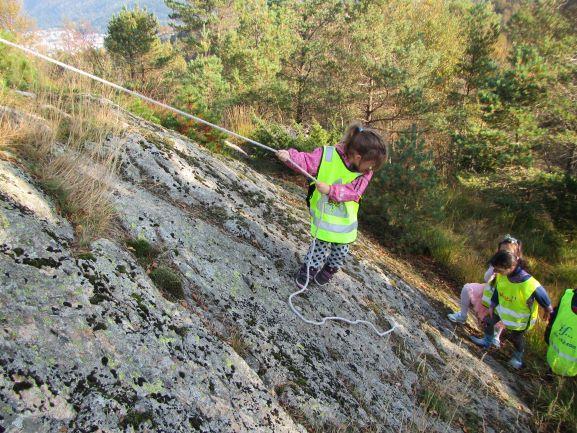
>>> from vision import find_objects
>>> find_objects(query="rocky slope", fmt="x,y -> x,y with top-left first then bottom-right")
1,110 -> 534,432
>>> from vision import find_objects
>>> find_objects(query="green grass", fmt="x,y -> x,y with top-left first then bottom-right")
523,319 -> 577,433
419,387 -> 450,421
526,362 -> 577,432
126,237 -> 160,266
363,166 -> 577,433
149,266 -> 184,300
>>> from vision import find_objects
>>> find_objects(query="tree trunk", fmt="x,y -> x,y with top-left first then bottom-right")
567,142 -> 577,177
295,79 -> 304,124
295,48 -> 307,124
364,77 -> 374,124
129,55 -> 136,81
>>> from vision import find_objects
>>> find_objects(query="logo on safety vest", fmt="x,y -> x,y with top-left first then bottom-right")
558,325 -> 573,337
500,294 -> 517,303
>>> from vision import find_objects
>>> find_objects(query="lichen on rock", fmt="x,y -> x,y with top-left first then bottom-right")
0,109 -> 533,433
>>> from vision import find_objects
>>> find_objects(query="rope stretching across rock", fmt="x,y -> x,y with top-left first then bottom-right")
0,37 -> 397,337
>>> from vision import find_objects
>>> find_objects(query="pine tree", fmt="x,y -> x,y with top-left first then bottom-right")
164,0 -> 227,57
459,2 -> 501,96
276,0 -> 351,124
104,7 -> 160,82
347,0 -> 464,129
364,124 -> 441,228
217,0 -> 291,111
506,0 -> 577,176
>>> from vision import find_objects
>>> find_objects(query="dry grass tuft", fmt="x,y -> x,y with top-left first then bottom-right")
38,151 -> 119,246
228,330 -> 250,358
0,74 -> 124,246
222,104 -> 256,141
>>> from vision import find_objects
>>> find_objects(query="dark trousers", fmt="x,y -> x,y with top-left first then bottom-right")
484,312 -> 526,355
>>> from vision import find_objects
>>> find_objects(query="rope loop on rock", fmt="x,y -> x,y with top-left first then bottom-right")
287,200 -> 397,337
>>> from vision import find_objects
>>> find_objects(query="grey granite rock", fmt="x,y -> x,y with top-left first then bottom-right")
0,113 -> 533,433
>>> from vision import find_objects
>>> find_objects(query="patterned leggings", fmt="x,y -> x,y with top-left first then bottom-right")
304,240 -> 350,270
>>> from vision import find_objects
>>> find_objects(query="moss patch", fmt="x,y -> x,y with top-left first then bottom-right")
126,237 -> 160,266
22,256 -> 61,269
150,266 -> 184,300
125,236 -> 184,302
76,252 -> 96,261
120,409 -> 154,430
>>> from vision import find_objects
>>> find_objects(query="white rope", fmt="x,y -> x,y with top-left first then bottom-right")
288,200 -> 397,337
0,37 -> 396,337
0,37 -> 315,182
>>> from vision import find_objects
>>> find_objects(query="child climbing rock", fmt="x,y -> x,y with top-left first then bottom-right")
470,250 -> 554,369
276,123 -> 387,288
447,234 -> 524,347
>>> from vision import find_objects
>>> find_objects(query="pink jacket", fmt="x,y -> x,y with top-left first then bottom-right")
284,143 -> 373,203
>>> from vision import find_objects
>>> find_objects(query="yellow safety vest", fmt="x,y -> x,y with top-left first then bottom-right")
547,289 -> 577,377
309,146 -> 361,244
481,282 -> 495,308
495,273 -> 541,331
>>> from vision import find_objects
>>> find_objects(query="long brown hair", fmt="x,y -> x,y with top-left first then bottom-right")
341,122 -> 388,171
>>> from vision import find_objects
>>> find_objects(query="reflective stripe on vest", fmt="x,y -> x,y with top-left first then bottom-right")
550,342 -> 577,363
325,145 -> 335,162
481,283 -> 494,308
495,274 -> 541,331
309,146 -> 361,244
310,209 -> 358,233
498,317 -> 538,329
547,289 -> 577,376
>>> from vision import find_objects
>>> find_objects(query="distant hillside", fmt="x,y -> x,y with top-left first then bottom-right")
23,0 -> 171,31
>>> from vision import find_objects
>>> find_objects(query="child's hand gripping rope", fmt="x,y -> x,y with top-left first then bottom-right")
276,150 -> 328,194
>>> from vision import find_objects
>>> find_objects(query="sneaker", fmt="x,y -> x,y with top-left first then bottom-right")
314,266 -> 338,286
447,311 -> 467,324
508,351 -> 525,370
492,332 -> 501,349
508,357 -> 525,370
295,265 -> 318,288
470,335 -> 491,349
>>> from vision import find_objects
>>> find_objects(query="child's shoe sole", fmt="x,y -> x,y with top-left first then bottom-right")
470,335 -> 490,349
508,358 -> 524,370
313,275 -> 331,286
447,312 -> 466,324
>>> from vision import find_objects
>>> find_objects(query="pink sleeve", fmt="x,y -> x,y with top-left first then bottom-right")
284,147 -> 322,177
484,266 -> 495,283
328,171 -> 373,203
